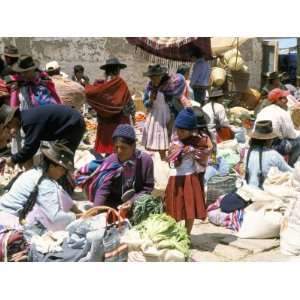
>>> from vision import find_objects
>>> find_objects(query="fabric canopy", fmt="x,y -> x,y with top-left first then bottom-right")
211,37 -> 250,56
126,37 -> 212,63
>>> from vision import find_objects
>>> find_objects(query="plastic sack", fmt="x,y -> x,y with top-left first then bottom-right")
237,203 -> 283,239
152,152 -> 170,190
280,198 -> 300,256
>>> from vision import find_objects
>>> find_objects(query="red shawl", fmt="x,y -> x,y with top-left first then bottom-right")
85,76 -> 131,118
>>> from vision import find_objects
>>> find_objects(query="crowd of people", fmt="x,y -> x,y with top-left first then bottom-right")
1,43 -> 300,261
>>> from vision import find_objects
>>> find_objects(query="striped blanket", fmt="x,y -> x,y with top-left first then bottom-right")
74,159 -> 122,202
207,196 -> 244,232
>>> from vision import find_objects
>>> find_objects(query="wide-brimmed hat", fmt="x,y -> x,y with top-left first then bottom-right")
267,71 -> 282,81
210,88 -> 224,99
0,104 -> 18,127
11,55 -> 39,73
41,144 -> 74,171
143,64 -> 168,77
249,120 -> 278,140
3,45 -> 19,58
100,57 -> 127,70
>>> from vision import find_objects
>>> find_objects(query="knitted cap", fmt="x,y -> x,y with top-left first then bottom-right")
175,108 -> 197,130
112,124 -> 136,141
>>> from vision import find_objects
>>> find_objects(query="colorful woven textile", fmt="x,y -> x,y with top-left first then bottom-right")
85,76 -> 131,118
207,196 -> 244,231
8,71 -> 61,108
126,37 -> 212,61
74,159 -> 122,202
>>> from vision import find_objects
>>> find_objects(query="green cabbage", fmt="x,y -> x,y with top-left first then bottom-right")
135,213 -> 190,257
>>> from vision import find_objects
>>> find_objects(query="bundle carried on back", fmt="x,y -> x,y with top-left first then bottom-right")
51,75 -> 86,111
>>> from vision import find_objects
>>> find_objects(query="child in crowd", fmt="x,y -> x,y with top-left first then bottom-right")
165,108 -> 213,234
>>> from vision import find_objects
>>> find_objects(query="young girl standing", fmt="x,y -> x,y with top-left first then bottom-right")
165,108 -> 213,234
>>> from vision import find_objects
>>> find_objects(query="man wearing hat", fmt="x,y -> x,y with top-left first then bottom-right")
245,120 -> 293,188
261,71 -> 286,97
45,61 -> 68,78
0,104 -> 85,168
1,45 -> 19,77
256,88 -> 300,166
202,88 -> 235,145
85,57 -> 135,155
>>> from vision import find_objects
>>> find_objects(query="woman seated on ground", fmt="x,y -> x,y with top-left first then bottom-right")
0,144 -> 81,232
91,124 -> 154,211
245,120 -> 293,188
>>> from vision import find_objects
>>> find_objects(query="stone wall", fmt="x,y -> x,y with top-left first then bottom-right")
0,37 -> 263,91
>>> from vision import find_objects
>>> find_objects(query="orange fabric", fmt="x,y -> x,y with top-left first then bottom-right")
217,127 -> 235,141
85,76 -> 131,118
164,174 -> 206,221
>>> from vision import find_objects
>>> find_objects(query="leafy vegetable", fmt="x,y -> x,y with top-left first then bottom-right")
131,195 -> 164,225
135,213 -> 190,257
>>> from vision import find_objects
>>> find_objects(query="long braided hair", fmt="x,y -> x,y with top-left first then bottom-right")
18,157 -> 53,224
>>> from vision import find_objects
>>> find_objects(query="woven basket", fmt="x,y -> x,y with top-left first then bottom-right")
211,67 -> 226,86
206,175 -> 237,205
228,56 -> 245,72
291,108 -> 300,129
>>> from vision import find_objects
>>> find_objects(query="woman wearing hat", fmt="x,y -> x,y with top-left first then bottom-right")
1,45 -> 19,77
0,144 -> 81,232
165,108 -> 213,235
85,57 -> 135,155
143,64 -> 188,137
83,124 -> 154,211
245,120 -> 293,188
141,65 -> 171,160
6,55 -> 62,165
202,88 -> 234,144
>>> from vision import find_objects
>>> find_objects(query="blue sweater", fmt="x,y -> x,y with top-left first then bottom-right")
12,105 -> 84,164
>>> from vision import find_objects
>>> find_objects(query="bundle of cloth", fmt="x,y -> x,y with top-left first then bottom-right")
51,75 -> 86,111
28,213 -> 107,262
208,165 -> 300,239
0,226 -> 28,262
74,158 -> 122,203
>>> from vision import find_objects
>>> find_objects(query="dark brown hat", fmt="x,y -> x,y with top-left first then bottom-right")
0,104 -> 18,127
3,45 -> 19,58
209,88 -> 224,99
143,64 -> 168,77
41,144 -> 74,171
249,120 -> 278,140
11,55 -> 39,73
100,57 -> 127,70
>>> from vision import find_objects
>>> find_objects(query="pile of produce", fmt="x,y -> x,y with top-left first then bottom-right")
135,112 -> 146,123
135,213 -> 190,257
85,119 -> 97,131
131,195 -> 164,225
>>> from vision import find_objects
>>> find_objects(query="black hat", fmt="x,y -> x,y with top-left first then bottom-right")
100,57 -> 127,70
3,45 -> 19,58
249,120 -> 278,140
210,88 -> 224,99
11,55 -> 39,73
41,144 -> 74,171
143,64 -> 168,77
268,71 -> 282,81
0,104 -> 18,127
